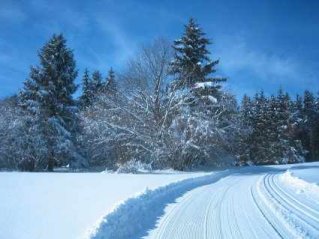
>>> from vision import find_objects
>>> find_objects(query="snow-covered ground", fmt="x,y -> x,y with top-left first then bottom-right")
289,162 -> 319,184
0,171 -> 207,239
1,162 -> 318,239
91,162 -> 319,239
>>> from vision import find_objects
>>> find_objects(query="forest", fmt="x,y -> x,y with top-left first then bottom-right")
0,18 -> 318,172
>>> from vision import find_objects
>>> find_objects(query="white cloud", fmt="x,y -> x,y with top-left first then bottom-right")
95,16 -> 137,66
212,34 -> 319,98
217,36 -> 301,83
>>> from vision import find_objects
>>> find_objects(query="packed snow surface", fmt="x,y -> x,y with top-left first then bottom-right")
91,162 -> 319,239
1,162 -> 319,239
89,170 -> 230,239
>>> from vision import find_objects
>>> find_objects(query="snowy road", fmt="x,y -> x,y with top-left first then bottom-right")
145,170 -> 319,239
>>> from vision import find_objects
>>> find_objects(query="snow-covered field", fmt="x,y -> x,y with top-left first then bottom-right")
0,171 -> 207,239
1,162 -> 318,239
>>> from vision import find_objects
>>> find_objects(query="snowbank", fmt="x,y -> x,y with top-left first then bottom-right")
289,162 -> 319,184
255,171 -> 319,238
280,170 -> 319,197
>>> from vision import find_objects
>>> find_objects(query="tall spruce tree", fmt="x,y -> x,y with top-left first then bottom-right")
103,68 -> 117,94
168,19 -> 237,169
273,89 -> 304,163
170,18 -> 225,94
313,93 -> 319,159
294,94 -> 303,114
91,70 -> 103,94
241,94 -> 253,126
19,34 -> 85,171
80,68 -> 93,108
237,94 -> 253,164
249,91 -> 272,164
303,90 -> 316,159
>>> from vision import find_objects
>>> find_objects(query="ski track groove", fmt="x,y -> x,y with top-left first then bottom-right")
242,186 -> 263,239
144,171 -> 319,239
271,174 -> 319,224
263,174 -> 319,234
91,167 -> 319,239
250,182 -> 284,239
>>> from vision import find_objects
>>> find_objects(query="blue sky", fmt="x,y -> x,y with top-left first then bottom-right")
1,0 -> 318,99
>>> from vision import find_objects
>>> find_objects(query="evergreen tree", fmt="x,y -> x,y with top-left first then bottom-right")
19,34 -> 86,171
303,90 -> 316,117
273,89 -> 304,163
170,18 -> 225,94
292,94 -> 306,150
249,91 -> 272,164
91,70 -> 103,94
103,68 -> 117,94
168,19 -> 237,169
80,69 -> 93,108
241,94 -> 253,126
295,94 -> 303,113
237,94 -> 253,164
241,89 -> 305,165
302,90 -> 316,159
313,93 -> 319,159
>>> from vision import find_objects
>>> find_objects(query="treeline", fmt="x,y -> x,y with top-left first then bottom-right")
0,19 -> 318,172
239,90 -> 318,165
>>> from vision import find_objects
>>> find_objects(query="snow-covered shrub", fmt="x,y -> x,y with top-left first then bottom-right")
0,96 -> 47,170
167,86 -> 238,170
116,160 -> 153,173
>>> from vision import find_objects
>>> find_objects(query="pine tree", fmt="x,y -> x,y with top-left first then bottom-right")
168,18 -> 235,169
170,18 -> 225,94
250,91 -> 273,164
292,94 -> 306,149
91,70 -> 103,94
295,94 -> 303,113
273,89 -> 304,163
313,93 -> 319,159
241,94 -> 253,126
80,68 -> 93,108
103,68 -> 117,95
241,89 -> 305,165
19,68 -> 40,113
236,94 -> 253,164
19,34 -> 86,171
303,90 -> 316,160
303,90 -> 316,117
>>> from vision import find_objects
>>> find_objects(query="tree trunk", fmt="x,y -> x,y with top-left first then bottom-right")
47,142 -> 54,172
47,156 -> 54,172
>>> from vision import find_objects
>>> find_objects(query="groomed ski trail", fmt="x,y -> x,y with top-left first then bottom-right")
89,166 -> 319,239
146,172 -> 319,239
